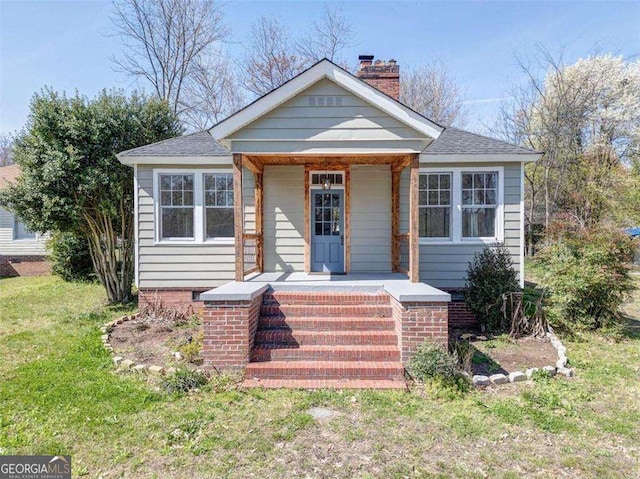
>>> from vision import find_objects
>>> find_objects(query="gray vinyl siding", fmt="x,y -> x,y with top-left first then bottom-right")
416,162 -> 522,289
227,79 -> 427,154
263,165 -> 305,272
137,163 -> 244,289
350,165 -> 392,272
0,207 -> 48,256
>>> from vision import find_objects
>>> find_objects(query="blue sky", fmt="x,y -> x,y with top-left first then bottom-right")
1,0 -> 639,136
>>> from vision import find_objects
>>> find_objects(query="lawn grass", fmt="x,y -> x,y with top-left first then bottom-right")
1,275 -> 640,478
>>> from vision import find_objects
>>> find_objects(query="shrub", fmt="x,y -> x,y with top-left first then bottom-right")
465,243 -> 520,332
535,227 -> 635,331
178,331 -> 204,364
408,340 -> 459,382
161,368 -> 209,395
47,231 -> 95,282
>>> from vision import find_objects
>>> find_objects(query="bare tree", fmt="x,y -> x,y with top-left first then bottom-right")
110,0 -> 229,117
180,54 -> 245,130
296,4 -> 355,65
241,16 -> 308,97
400,60 -> 468,127
0,133 -> 14,166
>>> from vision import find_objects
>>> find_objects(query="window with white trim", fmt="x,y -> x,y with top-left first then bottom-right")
461,172 -> 498,238
418,169 -> 502,243
204,173 -> 234,238
418,173 -> 451,238
14,218 -> 36,240
159,174 -> 194,239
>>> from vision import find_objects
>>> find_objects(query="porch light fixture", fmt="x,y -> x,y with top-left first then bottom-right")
322,159 -> 331,190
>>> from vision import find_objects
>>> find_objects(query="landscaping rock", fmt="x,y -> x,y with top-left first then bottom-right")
556,356 -> 568,368
489,374 -> 509,385
148,365 -> 165,375
526,367 -> 539,379
100,326 -> 108,333
557,367 -> 574,378
166,367 -> 177,375
173,352 -> 183,361
557,345 -> 567,355
473,375 -> 491,386
113,356 -> 123,366
120,359 -> 135,370
461,333 -> 476,341
508,371 -> 527,383
101,334 -> 109,341
133,364 -> 147,374
542,365 -> 557,376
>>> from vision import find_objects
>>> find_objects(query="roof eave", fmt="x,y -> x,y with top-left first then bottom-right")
421,152 -> 542,163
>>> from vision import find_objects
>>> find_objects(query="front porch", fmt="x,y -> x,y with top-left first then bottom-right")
232,153 -> 422,283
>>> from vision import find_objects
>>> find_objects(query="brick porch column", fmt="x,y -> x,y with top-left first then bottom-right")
202,295 -> 262,371
390,296 -> 449,364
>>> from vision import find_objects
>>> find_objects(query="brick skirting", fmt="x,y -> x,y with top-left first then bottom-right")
0,255 -> 50,278
138,288 -> 206,315
390,296 -> 449,363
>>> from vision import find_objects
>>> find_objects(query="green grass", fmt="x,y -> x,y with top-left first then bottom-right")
1,276 -> 640,478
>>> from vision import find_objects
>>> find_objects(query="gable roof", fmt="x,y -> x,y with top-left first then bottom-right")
424,127 -> 540,156
209,58 -> 445,147
0,164 -> 20,189
117,130 -> 229,158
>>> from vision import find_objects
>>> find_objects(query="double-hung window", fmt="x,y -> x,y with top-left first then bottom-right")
14,218 -> 36,240
419,173 -> 451,239
159,174 -> 194,239
204,173 -> 234,238
461,172 -> 498,238
156,170 -> 235,243
418,168 -> 502,243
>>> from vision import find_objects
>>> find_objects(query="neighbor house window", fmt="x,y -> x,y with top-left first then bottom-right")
461,172 -> 498,238
14,218 -> 36,240
204,173 -> 234,238
419,173 -> 451,238
159,174 -> 194,239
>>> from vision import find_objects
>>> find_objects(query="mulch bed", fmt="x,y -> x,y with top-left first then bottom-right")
109,317 -> 203,368
467,335 -> 557,376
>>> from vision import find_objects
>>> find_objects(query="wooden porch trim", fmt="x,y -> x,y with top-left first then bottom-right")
391,168 -> 400,272
344,166 -> 351,273
303,165 -> 311,273
255,172 -> 264,272
233,154 -> 244,281
409,153 -> 420,282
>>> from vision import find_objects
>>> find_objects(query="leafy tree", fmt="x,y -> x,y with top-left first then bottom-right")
48,231 -> 95,282
0,89 -> 181,303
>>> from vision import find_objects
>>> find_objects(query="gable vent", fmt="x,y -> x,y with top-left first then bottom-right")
307,96 -> 343,107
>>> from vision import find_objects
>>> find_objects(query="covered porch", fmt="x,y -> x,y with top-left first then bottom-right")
232,153 -> 422,283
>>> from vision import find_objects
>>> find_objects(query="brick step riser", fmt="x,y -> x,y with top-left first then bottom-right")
262,293 -> 390,306
254,331 -> 398,346
257,317 -> 395,331
251,350 -> 400,362
245,367 -> 404,381
260,305 -> 393,318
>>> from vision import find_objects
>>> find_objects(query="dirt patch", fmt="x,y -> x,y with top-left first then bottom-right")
469,336 -> 557,376
109,317 -> 203,368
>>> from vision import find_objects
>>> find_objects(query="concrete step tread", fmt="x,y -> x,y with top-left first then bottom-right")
242,378 -> 407,390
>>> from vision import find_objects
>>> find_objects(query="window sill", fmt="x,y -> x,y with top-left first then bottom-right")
419,238 -> 503,246
153,238 -> 234,246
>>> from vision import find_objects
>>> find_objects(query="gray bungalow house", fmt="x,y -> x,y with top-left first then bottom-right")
117,56 -> 540,388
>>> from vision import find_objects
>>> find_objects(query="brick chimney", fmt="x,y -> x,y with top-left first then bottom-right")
356,55 -> 400,100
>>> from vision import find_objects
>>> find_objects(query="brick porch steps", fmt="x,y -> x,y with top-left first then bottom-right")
258,316 -> 395,331
254,329 -> 398,346
242,378 -> 407,390
260,304 -> 392,318
262,291 -> 391,305
251,344 -> 401,362
245,360 -> 405,380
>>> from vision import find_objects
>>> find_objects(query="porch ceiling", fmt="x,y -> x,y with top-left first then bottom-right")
241,153 -> 413,173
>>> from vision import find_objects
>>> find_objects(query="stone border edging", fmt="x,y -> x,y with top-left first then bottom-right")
100,313 -> 205,377
472,328 -> 574,387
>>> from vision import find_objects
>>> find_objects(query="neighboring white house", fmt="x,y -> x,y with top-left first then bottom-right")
0,164 -> 49,277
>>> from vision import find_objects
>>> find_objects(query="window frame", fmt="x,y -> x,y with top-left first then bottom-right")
418,166 -> 504,245
13,217 -> 38,241
418,172 -> 452,240
153,168 -> 234,245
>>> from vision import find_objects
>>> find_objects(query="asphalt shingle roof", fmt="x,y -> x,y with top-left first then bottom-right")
0,164 -> 20,189
424,127 -> 539,155
118,130 -> 229,157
